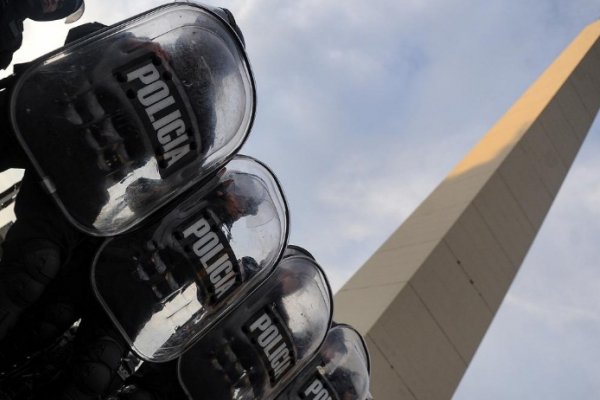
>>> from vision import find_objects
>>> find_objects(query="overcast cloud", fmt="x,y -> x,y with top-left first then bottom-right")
1,0 -> 600,398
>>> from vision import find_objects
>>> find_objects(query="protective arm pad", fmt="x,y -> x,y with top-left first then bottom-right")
0,239 -> 61,340
0,171 -> 82,340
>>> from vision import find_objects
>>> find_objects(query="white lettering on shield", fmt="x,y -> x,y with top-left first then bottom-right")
249,312 -> 293,381
126,63 -> 191,169
303,378 -> 333,400
182,217 -> 236,299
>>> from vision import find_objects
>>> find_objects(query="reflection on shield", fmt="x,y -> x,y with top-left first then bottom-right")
278,324 -> 372,400
178,253 -> 333,400
92,156 -> 288,362
10,3 -> 255,235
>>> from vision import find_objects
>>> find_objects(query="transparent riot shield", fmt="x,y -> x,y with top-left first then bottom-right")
91,156 -> 287,362
276,324 -> 371,400
9,2 -> 255,235
178,253 -> 333,400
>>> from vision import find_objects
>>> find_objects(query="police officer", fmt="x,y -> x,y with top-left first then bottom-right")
0,0 -> 85,170
0,5 -> 256,399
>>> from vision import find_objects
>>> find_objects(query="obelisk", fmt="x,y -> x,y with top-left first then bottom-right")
335,20 -> 600,400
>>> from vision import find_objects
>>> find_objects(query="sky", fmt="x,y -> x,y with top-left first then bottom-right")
1,0 -> 600,398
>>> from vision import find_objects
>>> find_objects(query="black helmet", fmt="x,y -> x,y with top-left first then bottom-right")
18,0 -> 85,22
207,6 -> 246,46
283,245 -> 315,260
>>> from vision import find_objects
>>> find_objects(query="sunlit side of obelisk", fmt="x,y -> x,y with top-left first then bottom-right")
334,20 -> 600,399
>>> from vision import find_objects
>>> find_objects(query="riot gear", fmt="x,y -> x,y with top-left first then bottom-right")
0,4 -> 259,398
283,245 -> 315,260
276,324 -> 372,400
92,156 -> 289,362
16,0 -> 85,22
0,3 -> 372,400
0,170 -> 81,342
178,252 -> 334,400
0,0 -> 86,70
9,2 -> 256,236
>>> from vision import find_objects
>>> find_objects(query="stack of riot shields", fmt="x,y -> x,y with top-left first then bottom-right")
1,2 -> 373,400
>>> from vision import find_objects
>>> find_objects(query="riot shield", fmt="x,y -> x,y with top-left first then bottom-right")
177,253 -> 333,400
92,156 -> 287,362
9,2 -> 255,235
276,324 -> 371,400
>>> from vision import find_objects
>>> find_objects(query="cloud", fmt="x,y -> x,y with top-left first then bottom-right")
505,293 -> 600,330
